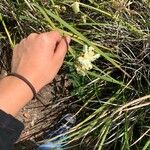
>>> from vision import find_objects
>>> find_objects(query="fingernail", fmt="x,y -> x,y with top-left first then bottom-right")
65,36 -> 71,44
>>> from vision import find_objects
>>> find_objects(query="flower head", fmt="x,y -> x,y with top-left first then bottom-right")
76,45 -> 100,76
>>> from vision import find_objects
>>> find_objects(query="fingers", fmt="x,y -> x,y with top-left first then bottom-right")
53,36 -> 71,66
25,31 -> 62,55
39,31 -> 62,53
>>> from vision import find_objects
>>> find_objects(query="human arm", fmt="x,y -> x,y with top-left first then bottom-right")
0,31 -> 70,149
0,31 -> 70,116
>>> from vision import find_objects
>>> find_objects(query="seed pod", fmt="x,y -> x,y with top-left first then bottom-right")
81,15 -> 87,23
72,2 -> 80,14
62,6 -> 66,12
53,5 -> 61,11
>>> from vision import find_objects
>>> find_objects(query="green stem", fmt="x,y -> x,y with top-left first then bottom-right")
0,14 -> 14,48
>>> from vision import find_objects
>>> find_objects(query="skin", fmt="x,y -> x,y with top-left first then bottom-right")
0,31 -> 71,116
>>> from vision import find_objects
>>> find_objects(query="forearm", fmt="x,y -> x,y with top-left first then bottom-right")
0,76 -> 33,116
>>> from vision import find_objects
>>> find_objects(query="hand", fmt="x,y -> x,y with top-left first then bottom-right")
0,31 -> 71,116
11,31 -> 71,92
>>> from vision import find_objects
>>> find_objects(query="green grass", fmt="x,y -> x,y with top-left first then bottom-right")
0,0 -> 150,149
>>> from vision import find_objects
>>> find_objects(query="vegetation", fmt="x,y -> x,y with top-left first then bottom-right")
0,0 -> 150,149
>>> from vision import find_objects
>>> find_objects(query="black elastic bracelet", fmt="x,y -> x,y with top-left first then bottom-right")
7,73 -> 36,99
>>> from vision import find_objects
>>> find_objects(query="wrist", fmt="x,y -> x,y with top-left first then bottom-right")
7,73 -> 37,98
0,76 -> 33,116
13,71 -> 43,92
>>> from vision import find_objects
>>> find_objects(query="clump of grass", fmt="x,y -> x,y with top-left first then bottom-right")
0,0 -> 150,149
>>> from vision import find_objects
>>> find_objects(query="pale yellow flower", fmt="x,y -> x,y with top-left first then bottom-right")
76,45 -> 100,76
